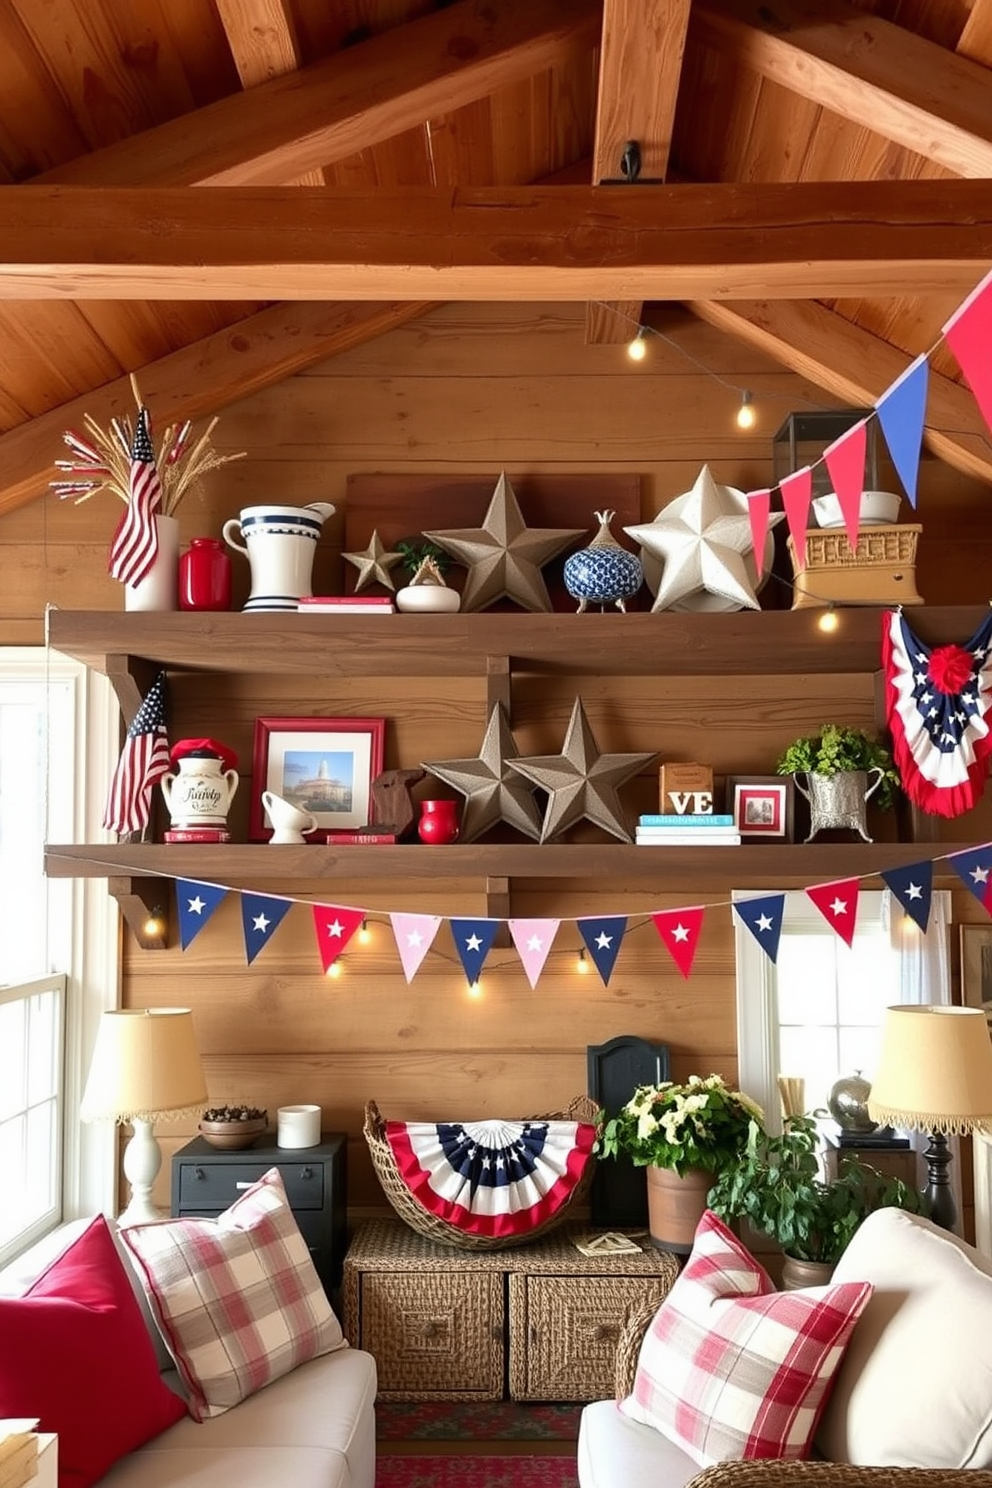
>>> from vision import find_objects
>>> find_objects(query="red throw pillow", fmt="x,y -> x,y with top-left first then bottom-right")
0,1215 -> 186,1488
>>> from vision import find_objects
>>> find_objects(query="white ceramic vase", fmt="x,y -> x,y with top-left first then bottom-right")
222,502 -> 336,612
124,514 -> 180,612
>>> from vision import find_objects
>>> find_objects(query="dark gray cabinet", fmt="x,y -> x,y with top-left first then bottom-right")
170,1133 -> 347,1293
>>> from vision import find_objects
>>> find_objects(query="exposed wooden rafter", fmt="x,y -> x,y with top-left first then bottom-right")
688,298 -> 992,486
585,0 -> 691,346
690,0 -> 992,178
3,182 -> 991,301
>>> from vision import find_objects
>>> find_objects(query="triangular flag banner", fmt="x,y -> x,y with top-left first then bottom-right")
733,893 -> 786,964
651,906 -> 705,979
806,878 -> 860,947
779,467 -> 813,572
823,419 -> 867,550
577,917 -> 627,985
241,891 -> 293,965
312,904 -> 366,973
389,913 -> 442,983
176,878 -> 227,950
880,860 -> 933,934
875,354 -> 928,508
746,489 -> 772,580
449,918 -> 501,985
943,267 -> 992,435
508,918 -> 561,990
946,844 -> 992,912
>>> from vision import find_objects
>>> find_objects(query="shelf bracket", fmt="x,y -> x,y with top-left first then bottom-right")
109,875 -> 170,950
486,654 -> 512,719
485,875 -> 512,947
106,655 -> 160,727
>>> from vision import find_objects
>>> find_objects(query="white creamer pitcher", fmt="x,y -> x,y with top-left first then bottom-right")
262,790 -> 319,844
162,751 -> 239,829
222,502 -> 335,612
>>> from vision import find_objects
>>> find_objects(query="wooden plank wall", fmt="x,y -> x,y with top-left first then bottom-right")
2,301 -> 990,1223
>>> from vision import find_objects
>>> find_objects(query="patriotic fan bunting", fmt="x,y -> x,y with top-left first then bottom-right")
577,917 -> 627,985
882,608 -> 992,817
108,406 -> 163,586
779,467 -> 813,571
508,919 -> 561,990
880,861 -> 933,933
383,1115 -> 597,1241
806,879 -> 860,946
450,918 -> 501,984
390,913 -> 443,983
241,892 -> 292,964
651,906 -> 705,979
312,904 -> 365,973
176,879 -> 227,949
733,894 -> 786,964
946,845 -> 992,912
823,419 -> 867,549
875,355 -> 928,508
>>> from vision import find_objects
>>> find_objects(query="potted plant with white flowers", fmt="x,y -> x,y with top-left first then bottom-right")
596,1074 -> 764,1255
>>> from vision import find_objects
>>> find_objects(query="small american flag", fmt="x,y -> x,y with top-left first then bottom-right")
103,672 -> 171,835
108,407 -> 163,585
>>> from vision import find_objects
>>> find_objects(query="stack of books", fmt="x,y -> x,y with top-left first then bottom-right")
634,813 -> 741,847
298,595 -> 396,614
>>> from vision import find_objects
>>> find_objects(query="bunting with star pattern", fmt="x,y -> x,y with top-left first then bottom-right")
176,878 -> 228,949
240,891 -> 292,964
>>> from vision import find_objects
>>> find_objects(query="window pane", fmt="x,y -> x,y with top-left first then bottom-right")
26,989 -> 58,1103
0,1000 -> 25,1118
778,935 -> 837,1023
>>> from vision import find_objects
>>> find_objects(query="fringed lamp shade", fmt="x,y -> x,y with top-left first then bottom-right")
868,1005 -> 992,1231
81,1008 -> 207,1227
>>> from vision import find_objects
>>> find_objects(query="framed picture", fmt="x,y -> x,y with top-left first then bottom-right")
960,925 -> 992,1033
250,716 -> 385,841
726,775 -> 794,840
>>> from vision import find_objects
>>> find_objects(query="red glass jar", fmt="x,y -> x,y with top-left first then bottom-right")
179,537 -> 232,612
417,799 -> 460,845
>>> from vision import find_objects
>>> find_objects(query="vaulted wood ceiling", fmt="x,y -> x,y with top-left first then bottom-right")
1,0 -> 991,515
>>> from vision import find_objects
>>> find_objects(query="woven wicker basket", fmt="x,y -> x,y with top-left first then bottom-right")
363,1095 -> 600,1251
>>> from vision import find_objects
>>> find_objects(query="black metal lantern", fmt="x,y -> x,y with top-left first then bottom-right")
773,410 -> 879,500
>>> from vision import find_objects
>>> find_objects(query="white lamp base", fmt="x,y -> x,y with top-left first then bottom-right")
117,1116 -> 164,1227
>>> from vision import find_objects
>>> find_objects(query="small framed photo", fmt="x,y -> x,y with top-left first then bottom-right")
726,775 -> 794,841
960,924 -> 992,1034
250,716 -> 385,842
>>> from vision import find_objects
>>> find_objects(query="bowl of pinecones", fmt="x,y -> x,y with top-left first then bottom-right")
199,1104 -> 268,1150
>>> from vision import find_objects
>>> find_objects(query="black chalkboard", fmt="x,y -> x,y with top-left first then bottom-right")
587,1035 -> 670,1228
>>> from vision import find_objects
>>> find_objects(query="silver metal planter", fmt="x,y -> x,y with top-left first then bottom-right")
794,768 -> 883,843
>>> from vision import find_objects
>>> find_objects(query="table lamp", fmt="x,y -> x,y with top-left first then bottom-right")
81,1008 -> 208,1227
868,1005 -> 992,1231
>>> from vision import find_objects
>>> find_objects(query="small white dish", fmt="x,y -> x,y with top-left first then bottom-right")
812,490 -> 901,528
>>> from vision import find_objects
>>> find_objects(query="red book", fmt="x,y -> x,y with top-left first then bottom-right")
163,827 -> 231,843
323,829 -> 398,845
298,595 -> 394,608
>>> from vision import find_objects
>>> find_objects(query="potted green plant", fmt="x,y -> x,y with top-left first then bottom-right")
706,1114 -> 925,1286
596,1075 -> 765,1254
775,723 -> 900,840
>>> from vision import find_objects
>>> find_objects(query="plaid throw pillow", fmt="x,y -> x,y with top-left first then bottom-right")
120,1167 -> 346,1421
620,1210 -> 872,1468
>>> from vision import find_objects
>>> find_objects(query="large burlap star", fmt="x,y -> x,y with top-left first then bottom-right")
508,697 -> 657,844
422,703 -> 543,843
625,464 -> 783,612
343,529 -> 405,592
424,471 -> 584,613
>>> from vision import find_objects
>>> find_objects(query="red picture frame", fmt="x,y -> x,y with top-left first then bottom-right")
727,775 -> 795,841
250,716 -> 385,842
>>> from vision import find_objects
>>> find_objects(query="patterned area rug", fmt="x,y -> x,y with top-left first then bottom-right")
376,1457 -> 578,1488
376,1402 -> 583,1442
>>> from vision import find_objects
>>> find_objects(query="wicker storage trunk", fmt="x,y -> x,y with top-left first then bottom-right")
788,524 -> 923,608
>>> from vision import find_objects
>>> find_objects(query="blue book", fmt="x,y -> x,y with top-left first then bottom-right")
638,814 -> 734,827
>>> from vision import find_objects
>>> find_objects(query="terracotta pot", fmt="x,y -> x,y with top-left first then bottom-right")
645,1165 -> 713,1254
781,1255 -> 835,1291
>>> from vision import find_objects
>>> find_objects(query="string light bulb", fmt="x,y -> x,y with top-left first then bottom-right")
627,328 -> 648,363
736,390 -> 756,430
141,906 -> 167,940
358,917 -> 371,944
326,959 -> 343,979
576,947 -> 590,975
817,605 -> 839,634
467,979 -> 483,1000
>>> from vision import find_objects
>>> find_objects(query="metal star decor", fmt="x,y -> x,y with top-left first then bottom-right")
423,702 -> 544,842
424,471 -> 584,613
343,529 -> 405,592
625,464 -> 784,612
508,697 -> 657,844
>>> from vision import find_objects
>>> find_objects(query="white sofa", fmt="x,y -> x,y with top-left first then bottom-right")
578,1208 -> 992,1488
1,1219 -> 377,1488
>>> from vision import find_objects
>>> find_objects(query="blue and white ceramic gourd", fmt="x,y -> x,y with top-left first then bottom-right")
563,509 -> 643,613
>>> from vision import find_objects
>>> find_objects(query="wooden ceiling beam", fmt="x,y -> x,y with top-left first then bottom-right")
2,182 -> 991,301
36,0 -> 601,189
0,300 -> 431,516
586,0 -> 691,345
691,0 -> 992,178
957,0 -> 992,65
688,297 -> 992,486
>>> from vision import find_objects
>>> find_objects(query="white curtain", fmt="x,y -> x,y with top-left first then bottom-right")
883,889 -> 960,1230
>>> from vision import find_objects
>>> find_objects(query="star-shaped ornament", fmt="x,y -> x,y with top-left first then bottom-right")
625,465 -> 784,612
423,702 -> 543,842
424,471 -> 584,613
508,697 -> 657,843
343,529 -> 405,592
